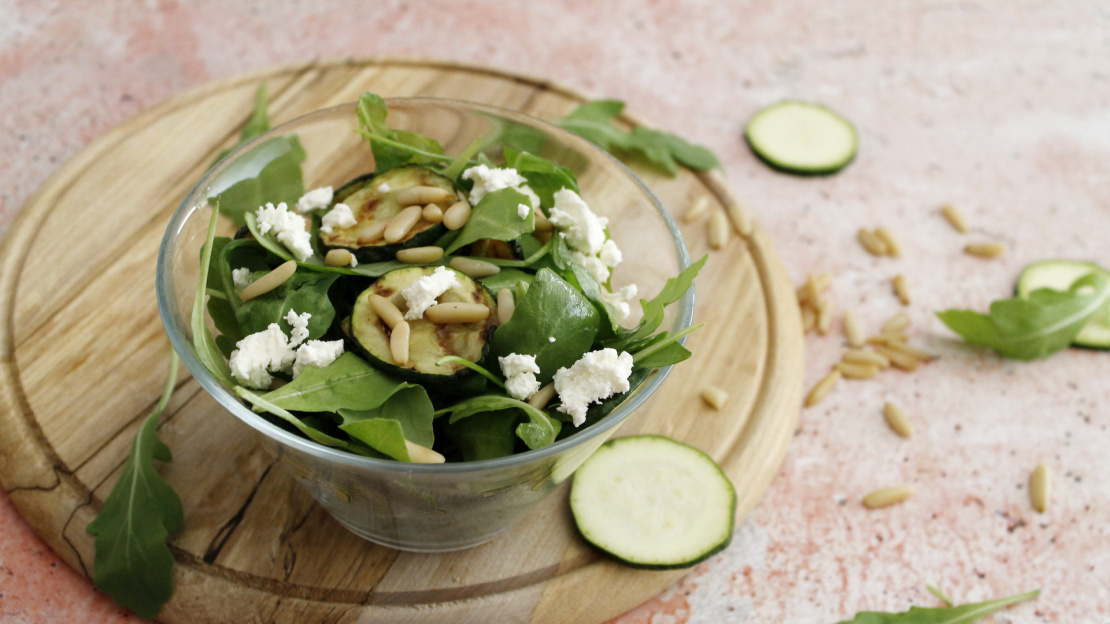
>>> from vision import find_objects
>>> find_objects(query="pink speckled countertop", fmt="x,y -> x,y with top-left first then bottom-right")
1,1 -> 1108,622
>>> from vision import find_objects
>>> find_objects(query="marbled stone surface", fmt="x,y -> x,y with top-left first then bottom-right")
1,1 -> 1108,622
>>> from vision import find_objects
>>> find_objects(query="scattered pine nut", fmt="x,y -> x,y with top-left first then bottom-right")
843,309 -> 865,348
964,240 -> 1006,258
496,288 -> 515,325
396,185 -> 452,206
842,348 -> 891,368
801,305 -> 817,333
384,205 -> 424,243
940,204 -> 969,233
683,195 -> 711,223
701,386 -> 729,410
1029,464 -> 1050,513
870,344 -> 920,371
405,440 -> 446,464
368,293 -> 404,329
238,260 -> 297,301
450,256 -> 501,278
804,369 -> 842,407
881,311 -> 911,335
883,338 -> 937,362
875,228 -> 902,257
396,246 -> 445,264
390,320 -> 411,365
533,206 -> 554,232
857,228 -> 889,256
862,485 -> 914,509
834,361 -> 880,379
324,248 -> 355,267
815,297 -> 834,335
443,200 -> 472,230
708,209 -> 729,249
527,383 -> 556,409
882,402 -> 914,438
892,274 -> 911,306
424,302 -> 491,324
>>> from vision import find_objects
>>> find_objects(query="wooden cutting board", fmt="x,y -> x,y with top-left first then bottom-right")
0,58 -> 802,623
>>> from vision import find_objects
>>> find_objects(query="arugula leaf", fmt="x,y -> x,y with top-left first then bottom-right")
212,83 -> 271,166
611,254 -> 707,351
87,354 -> 183,620
446,409 -> 520,461
443,188 -> 536,254
440,395 -> 561,450
503,148 -> 580,207
235,386 -> 354,450
260,352 -> 414,413
937,272 -> 1110,360
192,203 -> 235,386
630,322 -> 705,369
356,92 -> 447,171
338,386 -> 436,460
208,136 -> 307,228
836,588 -> 1039,624
554,100 -> 720,175
234,270 -> 338,339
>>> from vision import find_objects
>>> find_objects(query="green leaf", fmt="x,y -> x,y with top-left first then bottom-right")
503,149 -> 580,207
443,187 -> 536,254
611,254 -> 706,350
208,135 -> 307,227
233,270 -> 338,339
555,100 -> 630,152
211,83 -> 271,166
192,203 -> 235,386
235,386 -> 354,449
937,272 -> 1110,360
441,395 -> 561,450
356,92 -> 446,171
446,409 -> 520,461
260,352 -> 413,413
87,354 -> 183,619
836,588 -> 1039,624
490,268 -> 601,384
338,386 -> 436,460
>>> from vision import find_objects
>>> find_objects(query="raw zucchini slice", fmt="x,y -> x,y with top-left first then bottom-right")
570,435 -> 736,569
349,266 -> 498,383
1016,259 -> 1110,349
320,165 -> 455,262
744,100 -> 857,175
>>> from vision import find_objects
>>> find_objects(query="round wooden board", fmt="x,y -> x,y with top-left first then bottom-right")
0,58 -> 802,623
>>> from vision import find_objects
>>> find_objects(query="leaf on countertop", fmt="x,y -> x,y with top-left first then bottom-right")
937,272 -> 1110,360
836,588 -> 1039,624
86,354 -> 183,620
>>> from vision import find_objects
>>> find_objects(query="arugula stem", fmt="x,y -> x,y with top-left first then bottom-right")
434,356 -> 506,389
442,135 -> 487,180
926,584 -> 954,607
355,130 -> 453,163
206,288 -> 229,301
631,322 -> 705,365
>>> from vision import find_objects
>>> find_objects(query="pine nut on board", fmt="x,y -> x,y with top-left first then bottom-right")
1030,464 -> 1050,513
862,485 -> 914,509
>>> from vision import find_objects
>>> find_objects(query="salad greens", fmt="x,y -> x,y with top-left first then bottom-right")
836,587 -> 1039,624
86,353 -> 183,620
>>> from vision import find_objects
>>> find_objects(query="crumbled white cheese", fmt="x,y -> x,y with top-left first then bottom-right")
378,183 -> 391,193
599,284 -> 638,325
320,203 -> 356,234
498,353 -> 541,401
553,348 -> 634,427
254,202 -> 313,262
284,309 -> 312,348
569,250 -> 612,285
517,203 -> 532,220
599,239 -> 622,268
292,339 -> 345,377
548,188 -> 607,254
461,165 -> 540,208
400,266 -> 459,320
548,336 -> 556,343
232,267 -> 253,290
228,324 -> 295,389
294,186 -> 334,214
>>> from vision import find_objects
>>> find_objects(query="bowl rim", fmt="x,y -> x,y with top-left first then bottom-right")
156,96 -> 695,475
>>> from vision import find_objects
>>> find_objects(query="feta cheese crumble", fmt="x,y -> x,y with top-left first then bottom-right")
320,203 -> 356,234
284,309 -> 311,348
517,203 -> 532,220
548,188 -> 608,254
254,202 -> 313,262
377,183 -> 391,193
553,348 -> 634,427
461,165 -> 540,208
292,339 -> 345,377
232,267 -> 253,291
599,284 -> 638,325
294,186 -> 333,214
400,266 -> 459,320
228,324 -> 296,389
498,353 -> 541,401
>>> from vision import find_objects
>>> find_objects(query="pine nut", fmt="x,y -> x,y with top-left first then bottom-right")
683,196 -> 710,223
834,361 -> 880,379
708,209 -> 729,249
862,485 -> 914,509
883,339 -> 936,361
356,220 -> 387,245
405,440 -> 446,464
941,204 -> 969,233
816,297 -> 834,335
964,241 -> 1006,258
238,260 -> 297,301
396,246 -> 445,264
528,383 -> 556,409
857,228 -> 889,256
875,227 -> 901,257
870,344 -> 920,371
443,200 -> 471,230
390,320 -> 410,365
843,309 -> 865,348
882,311 -> 911,335
368,293 -> 404,329
497,288 -> 515,325
813,272 -> 833,292
800,305 -> 816,333
843,348 -> 890,368
450,256 -> 501,278
892,274 -> 911,305
533,206 -> 554,232
384,205 -> 424,243
700,385 -> 729,410
324,248 -> 354,267
804,369 -> 841,407
424,302 -> 491,324
396,185 -> 452,206
1029,464 -> 1050,513
422,203 -> 444,223
882,401 -> 914,438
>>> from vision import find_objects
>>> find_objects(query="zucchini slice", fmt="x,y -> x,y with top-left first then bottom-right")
349,266 -> 498,383
570,435 -> 736,569
320,165 -> 455,263
1016,259 -> 1110,349
744,100 -> 857,175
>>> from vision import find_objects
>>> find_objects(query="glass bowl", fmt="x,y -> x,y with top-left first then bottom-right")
157,97 -> 693,552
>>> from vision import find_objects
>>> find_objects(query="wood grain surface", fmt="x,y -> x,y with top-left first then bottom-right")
0,58 -> 802,623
